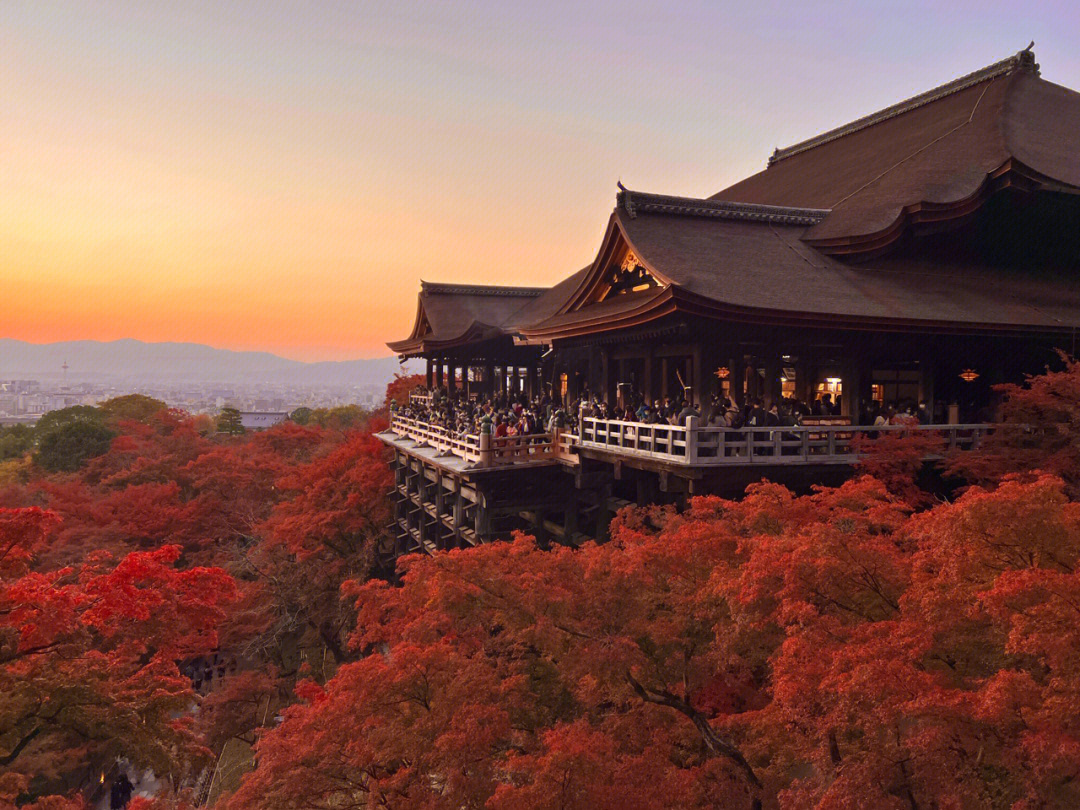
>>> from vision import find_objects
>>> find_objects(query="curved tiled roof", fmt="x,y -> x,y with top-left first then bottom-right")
711,46 -> 1080,251
520,197 -> 1080,340
392,48 -> 1080,353
386,281 -> 546,356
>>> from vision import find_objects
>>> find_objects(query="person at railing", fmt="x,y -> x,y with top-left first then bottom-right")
746,397 -> 767,430
874,405 -> 894,427
813,392 -> 838,416
917,401 -> 932,425
892,404 -> 920,428
673,399 -> 700,427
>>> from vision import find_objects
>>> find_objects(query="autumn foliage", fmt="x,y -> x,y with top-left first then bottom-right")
8,362 -> 1080,809
0,399 -> 392,806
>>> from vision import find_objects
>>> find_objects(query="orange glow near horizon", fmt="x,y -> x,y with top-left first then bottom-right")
6,5 -> 1078,361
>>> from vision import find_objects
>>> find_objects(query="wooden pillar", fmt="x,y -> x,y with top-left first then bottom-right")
743,357 -> 759,402
728,356 -> 742,408
660,357 -> 669,401
434,471 -> 445,550
435,360 -> 444,388
601,350 -> 612,405
452,477 -> 464,547
528,365 -> 538,399
763,357 -> 782,410
643,351 -> 654,403
801,359 -> 817,406
692,344 -> 706,407
474,488 -> 492,539
447,362 -> 457,395
564,488 -> 579,540
919,356 -> 935,412
840,361 -> 858,420
485,361 -> 495,399
425,358 -> 433,389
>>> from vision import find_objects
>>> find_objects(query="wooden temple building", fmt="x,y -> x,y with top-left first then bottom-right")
378,46 -> 1080,555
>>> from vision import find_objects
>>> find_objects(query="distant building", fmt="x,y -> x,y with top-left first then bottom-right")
238,411 -> 289,430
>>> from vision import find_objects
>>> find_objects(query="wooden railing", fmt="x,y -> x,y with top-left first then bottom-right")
579,417 -> 991,467
409,392 -> 433,407
391,413 -> 991,470
389,414 -> 578,468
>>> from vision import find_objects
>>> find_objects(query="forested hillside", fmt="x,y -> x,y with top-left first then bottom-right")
4,366 -> 1080,809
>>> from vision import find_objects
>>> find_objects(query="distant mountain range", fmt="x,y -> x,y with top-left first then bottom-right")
0,339 -> 418,387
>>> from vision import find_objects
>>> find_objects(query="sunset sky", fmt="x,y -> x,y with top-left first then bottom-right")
4,2 -> 1079,361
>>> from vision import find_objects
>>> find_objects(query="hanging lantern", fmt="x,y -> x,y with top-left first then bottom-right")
714,366 -> 730,380
959,369 -> 979,382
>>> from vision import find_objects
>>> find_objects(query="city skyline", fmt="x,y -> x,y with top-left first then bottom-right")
5,1 -> 1079,361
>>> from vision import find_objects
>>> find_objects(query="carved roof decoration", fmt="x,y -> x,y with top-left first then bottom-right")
617,187 -> 829,226
420,281 -> 546,297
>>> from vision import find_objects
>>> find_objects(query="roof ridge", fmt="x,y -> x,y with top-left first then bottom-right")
768,45 -> 1040,166
421,282 -> 547,297
618,188 -> 829,226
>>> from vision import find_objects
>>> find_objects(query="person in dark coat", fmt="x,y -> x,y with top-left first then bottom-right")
110,774 -> 134,810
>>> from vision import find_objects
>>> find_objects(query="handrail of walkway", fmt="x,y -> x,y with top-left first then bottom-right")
578,417 -> 992,466
390,413 -> 994,469
389,413 -> 578,468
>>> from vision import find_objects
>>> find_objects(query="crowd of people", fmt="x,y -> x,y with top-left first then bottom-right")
392,384 -> 939,440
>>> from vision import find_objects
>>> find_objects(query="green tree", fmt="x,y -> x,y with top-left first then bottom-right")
0,424 -> 35,461
34,420 -> 116,472
217,407 -> 246,435
33,405 -> 103,436
98,393 -> 169,424
289,407 -> 313,426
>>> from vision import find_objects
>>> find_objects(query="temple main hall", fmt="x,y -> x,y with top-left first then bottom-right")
378,46 -> 1080,556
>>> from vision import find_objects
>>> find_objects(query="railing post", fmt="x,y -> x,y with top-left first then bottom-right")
478,432 -> 493,466
685,416 -> 698,463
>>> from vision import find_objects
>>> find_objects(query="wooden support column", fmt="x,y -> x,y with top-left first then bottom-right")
433,471 -> 445,549
763,357 -> 782,410
435,359 -> 444,388
453,477 -> 464,546
840,361 -> 858,420
447,362 -> 457,395
601,349 -> 612,405
919,356 -> 936,413
596,482 -> 613,543
527,364 -> 539,399
728,356 -> 742,408
474,487 -> 492,538
801,359 -> 818,407
425,358 -> 433,389
692,344 -> 706,407
643,351 -> 654,403
660,357 -> 669,401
